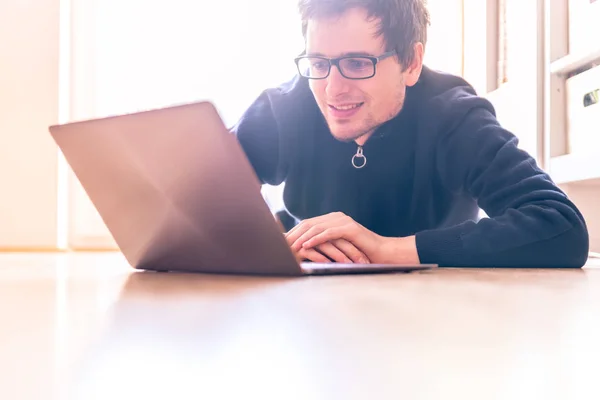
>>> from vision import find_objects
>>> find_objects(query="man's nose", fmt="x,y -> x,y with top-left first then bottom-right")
325,65 -> 350,97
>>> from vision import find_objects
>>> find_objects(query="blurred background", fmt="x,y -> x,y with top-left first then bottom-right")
1,0 -> 599,257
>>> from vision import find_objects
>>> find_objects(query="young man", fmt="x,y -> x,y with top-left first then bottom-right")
232,0 -> 589,268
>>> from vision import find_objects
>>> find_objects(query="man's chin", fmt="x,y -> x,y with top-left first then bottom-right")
329,128 -> 367,143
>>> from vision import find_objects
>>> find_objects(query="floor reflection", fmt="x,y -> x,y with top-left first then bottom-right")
58,263 -> 600,400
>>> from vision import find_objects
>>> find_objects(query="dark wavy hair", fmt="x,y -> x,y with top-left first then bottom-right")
298,0 -> 430,70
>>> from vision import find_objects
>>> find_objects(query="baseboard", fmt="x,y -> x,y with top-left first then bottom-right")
0,247 -> 119,253
0,247 -> 67,253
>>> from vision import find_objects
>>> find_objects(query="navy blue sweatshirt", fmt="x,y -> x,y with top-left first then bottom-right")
232,66 -> 589,268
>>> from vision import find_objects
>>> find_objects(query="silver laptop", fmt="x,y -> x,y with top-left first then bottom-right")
49,101 -> 436,276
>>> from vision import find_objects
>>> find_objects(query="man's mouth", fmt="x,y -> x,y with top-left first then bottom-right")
329,103 -> 364,111
328,102 -> 364,119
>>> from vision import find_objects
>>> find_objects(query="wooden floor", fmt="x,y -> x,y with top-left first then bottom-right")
1,252 -> 600,399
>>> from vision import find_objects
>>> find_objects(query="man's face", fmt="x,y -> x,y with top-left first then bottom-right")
305,8 -> 411,144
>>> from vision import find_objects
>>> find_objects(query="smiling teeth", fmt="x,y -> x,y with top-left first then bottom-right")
334,104 -> 361,110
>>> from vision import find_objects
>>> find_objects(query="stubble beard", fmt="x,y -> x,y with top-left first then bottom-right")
324,80 -> 407,144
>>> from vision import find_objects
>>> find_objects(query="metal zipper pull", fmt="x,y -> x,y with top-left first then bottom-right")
352,145 -> 367,169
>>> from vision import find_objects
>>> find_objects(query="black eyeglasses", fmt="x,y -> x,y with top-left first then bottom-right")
294,50 -> 397,80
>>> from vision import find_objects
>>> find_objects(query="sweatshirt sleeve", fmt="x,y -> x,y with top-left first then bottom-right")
415,99 -> 589,268
230,90 -> 284,186
231,75 -> 312,186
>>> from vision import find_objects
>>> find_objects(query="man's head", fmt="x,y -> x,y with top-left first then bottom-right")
296,0 -> 429,144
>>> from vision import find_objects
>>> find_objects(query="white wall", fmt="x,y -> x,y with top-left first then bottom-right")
425,0 -> 464,76
0,0 -> 60,249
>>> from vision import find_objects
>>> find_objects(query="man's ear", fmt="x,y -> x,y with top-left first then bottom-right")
404,42 -> 424,87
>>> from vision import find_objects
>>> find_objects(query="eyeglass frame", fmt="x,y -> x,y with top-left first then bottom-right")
294,50 -> 397,80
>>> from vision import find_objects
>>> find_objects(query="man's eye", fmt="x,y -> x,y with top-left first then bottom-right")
311,61 -> 328,71
346,59 -> 371,70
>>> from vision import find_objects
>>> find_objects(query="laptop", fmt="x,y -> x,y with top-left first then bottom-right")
49,101 -> 437,276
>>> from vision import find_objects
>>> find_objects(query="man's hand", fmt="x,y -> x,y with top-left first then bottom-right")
292,238 -> 371,264
285,212 -> 420,264
286,212 -> 382,262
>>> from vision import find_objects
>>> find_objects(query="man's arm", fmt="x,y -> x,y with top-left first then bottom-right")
286,93 -> 588,268
231,90 -> 284,186
231,74 -> 314,186
415,104 -> 589,268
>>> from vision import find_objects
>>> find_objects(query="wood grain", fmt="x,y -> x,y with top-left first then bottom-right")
1,252 -> 599,399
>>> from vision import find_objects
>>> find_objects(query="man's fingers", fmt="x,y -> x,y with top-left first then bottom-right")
285,223 -> 309,245
296,248 -> 331,263
292,217 -> 354,250
286,219 -> 320,245
302,226 -> 349,249
291,225 -> 329,251
332,239 -> 370,264
295,239 -> 369,264
313,242 -> 352,263
285,212 -> 348,245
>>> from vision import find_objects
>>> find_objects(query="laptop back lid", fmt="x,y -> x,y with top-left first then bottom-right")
49,101 -> 302,275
